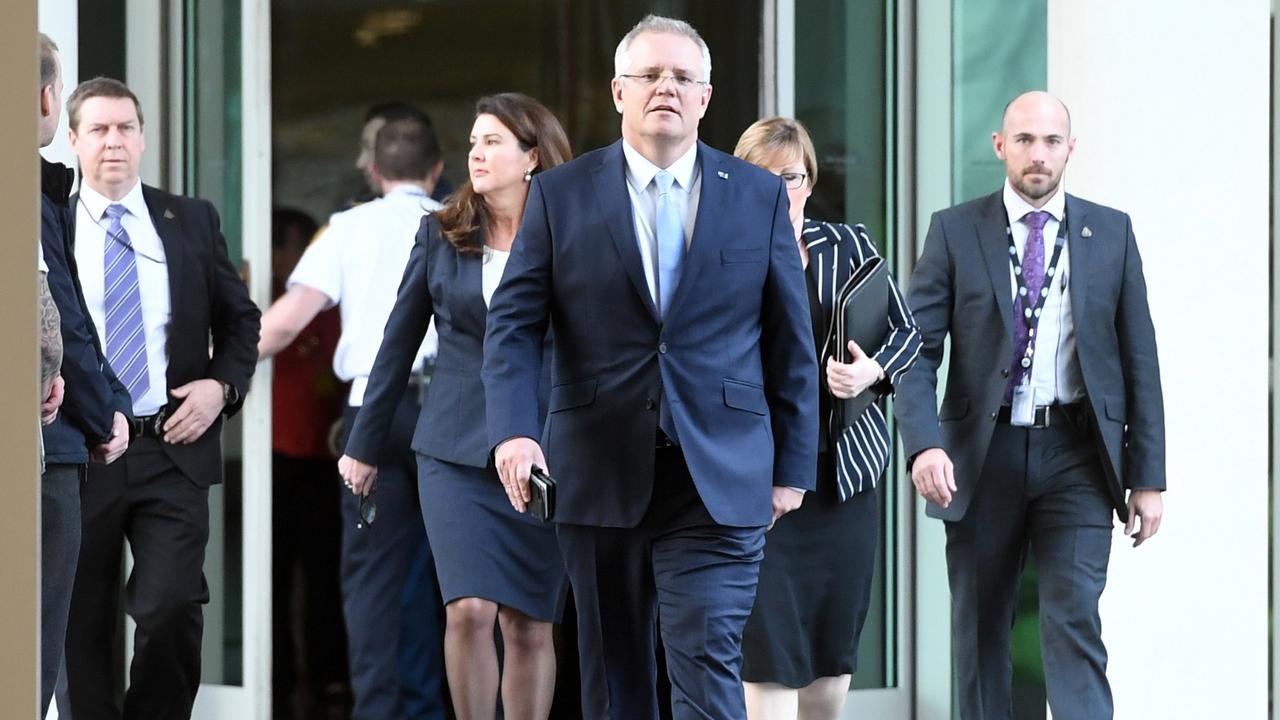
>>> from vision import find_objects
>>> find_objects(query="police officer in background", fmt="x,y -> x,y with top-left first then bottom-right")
258,114 -> 449,719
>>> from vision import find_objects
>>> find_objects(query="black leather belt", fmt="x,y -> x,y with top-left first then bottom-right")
996,402 -> 1083,429
131,408 -> 168,440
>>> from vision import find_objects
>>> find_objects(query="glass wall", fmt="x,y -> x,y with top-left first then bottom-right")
272,0 -> 762,223
793,0 -> 899,695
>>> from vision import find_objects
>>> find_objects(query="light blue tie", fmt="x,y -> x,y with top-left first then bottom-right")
103,203 -> 150,404
653,170 -> 685,319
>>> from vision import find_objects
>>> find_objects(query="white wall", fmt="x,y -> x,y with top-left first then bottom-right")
1048,1 -> 1271,717
37,0 -> 76,170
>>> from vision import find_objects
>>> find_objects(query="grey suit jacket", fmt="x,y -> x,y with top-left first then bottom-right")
895,190 -> 1165,522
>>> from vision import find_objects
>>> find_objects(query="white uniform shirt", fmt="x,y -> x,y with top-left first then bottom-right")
1003,179 -> 1085,404
622,140 -> 701,308
288,184 -> 443,406
75,181 -> 172,416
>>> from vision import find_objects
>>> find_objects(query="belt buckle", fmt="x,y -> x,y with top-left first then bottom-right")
151,407 -> 168,439
1035,406 -> 1051,428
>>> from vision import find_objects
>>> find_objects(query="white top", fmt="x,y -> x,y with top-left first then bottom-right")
482,247 -> 511,308
37,238 -> 47,273
622,140 -> 701,310
1002,179 -> 1085,404
289,184 -> 444,406
75,180 -> 172,416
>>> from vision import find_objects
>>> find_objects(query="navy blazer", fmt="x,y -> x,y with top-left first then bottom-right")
802,219 -> 921,500
896,191 -> 1166,522
345,214 -> 548,469
483,140 -> 819,529
41,159 -> 132,463
69,185 -> 261,487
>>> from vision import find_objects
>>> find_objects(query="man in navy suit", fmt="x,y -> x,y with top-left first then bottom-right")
483,14 -> 817,720
896,91 -> 1165,720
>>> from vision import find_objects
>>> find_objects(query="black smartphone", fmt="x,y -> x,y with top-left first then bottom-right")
527,465 -> 557,522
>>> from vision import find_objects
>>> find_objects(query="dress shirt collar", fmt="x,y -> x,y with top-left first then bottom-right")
80,179 -> 147,223
384,182 -> 429,200
1002,177 -> 1066,227
622,139 -> 699,194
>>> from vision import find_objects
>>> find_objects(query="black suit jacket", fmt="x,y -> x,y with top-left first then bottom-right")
896,191 -> 1165,522
70,184 -> 261,487
41,158 -> 132,463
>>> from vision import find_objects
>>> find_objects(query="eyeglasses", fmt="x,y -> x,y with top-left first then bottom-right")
617,73 -> 708,91
777,172 -> 809,190
356,482 -> 377,529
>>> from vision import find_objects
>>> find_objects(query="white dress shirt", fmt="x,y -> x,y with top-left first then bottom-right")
622,140 -> 701,308
1002,179 -> 1085,404
482,247 -> 510,308
75,180 -> 172,416
289,184 -> 442,406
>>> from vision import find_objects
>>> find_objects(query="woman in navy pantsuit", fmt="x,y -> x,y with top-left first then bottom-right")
734,118 -> 922,720
340,93 -> 573,720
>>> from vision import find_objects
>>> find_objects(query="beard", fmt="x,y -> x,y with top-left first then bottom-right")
1012,167 -> 1060,201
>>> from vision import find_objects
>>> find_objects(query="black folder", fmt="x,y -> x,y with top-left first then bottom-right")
832,255 -> 888,427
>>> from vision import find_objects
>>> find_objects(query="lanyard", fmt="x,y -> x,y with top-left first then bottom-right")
1006,214 -> 1067,369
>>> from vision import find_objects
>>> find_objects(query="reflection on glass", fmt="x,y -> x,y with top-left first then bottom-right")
795,0 -> 896,692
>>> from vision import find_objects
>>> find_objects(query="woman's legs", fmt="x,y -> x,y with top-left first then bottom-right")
444,597 -> 499,720
745,681 -> 798,720
797,674 -> 852,720
497,606 -> 557,720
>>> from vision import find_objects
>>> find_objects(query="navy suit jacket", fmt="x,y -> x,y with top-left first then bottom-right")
483,140 -> 819,529
41,159 -> 132,463
895,191 -> 1166,522
69,185 -> 261,487
345,214 -> 549,468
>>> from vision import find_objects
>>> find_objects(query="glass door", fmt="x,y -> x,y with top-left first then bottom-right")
185,0 -> 273,716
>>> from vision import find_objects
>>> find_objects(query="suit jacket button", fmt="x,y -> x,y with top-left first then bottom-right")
645,397 -> 655,410
658,342 -> 668,354
990,411 -> 998,421
1001,368 -> 1010,378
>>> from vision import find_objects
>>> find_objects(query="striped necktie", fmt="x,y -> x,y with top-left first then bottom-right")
103,203 -> 150,404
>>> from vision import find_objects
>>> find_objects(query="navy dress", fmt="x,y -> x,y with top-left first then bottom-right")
346,213 -> 566,622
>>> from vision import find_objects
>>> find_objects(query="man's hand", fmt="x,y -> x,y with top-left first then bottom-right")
911,447 -> 956,508
1124,489 -> 1164,547
826,341 -> 884,399
338,455 -> 378,497
495,437 -> 546,514
769,486 -> 804,530
163,379 -> 226,444
41,375 -> 65,426
90,412 -> 130,464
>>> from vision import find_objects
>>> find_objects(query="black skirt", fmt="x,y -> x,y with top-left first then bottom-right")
740,454 -> 879,687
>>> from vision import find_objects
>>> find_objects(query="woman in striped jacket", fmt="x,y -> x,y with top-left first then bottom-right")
735,117 -> 922,720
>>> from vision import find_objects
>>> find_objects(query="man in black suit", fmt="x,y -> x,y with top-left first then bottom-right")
61,77 -> 261,719
37,35 -> 135,719
896,91 -> 1165,720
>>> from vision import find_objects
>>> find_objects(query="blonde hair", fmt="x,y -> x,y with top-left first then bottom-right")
733,117 -> 818,188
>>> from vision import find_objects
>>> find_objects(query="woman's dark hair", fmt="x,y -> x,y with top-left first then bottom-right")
436,93 -> 572,255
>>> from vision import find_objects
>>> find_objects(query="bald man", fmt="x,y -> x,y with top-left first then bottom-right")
895,91 -> 1165,719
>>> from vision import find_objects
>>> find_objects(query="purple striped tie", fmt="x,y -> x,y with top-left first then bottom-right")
103,203 -> 150,404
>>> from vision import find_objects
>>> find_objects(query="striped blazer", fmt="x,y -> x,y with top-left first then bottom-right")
803,218 -> 922,500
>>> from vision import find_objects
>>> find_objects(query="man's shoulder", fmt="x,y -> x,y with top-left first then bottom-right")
698,143 -> 779,187
936,191 -> 1000,222
141,183 -> 216,222
1065,193 -> 1130,225
537,143 -> 618,187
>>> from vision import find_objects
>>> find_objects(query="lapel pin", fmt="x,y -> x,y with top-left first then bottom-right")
1081,226 -> 1092,238
163,209 -> 176,220
717,170 -> 729,180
